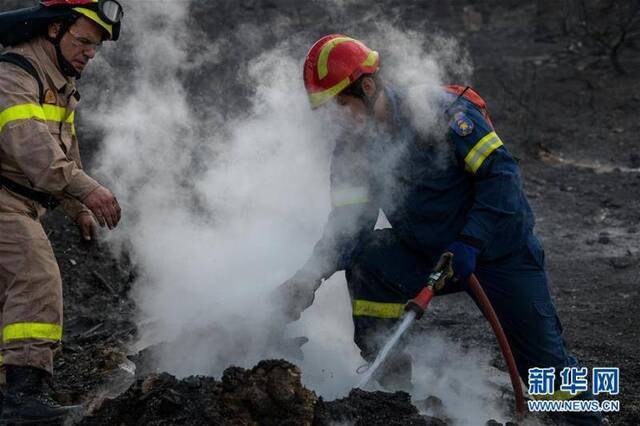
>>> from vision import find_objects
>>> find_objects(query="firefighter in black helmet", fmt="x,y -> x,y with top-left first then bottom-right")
0,1 -> 123,423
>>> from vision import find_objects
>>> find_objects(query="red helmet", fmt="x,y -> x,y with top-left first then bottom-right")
303,34 -> 380,109
41,0 -> 123,40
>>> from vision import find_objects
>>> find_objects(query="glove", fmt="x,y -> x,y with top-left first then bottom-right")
271,270 -> 322,322
446,240 -> 480,283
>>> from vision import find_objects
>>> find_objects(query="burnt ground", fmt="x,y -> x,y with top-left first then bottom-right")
1,0 -> 638,424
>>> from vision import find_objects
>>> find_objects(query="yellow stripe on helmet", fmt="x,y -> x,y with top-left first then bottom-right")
317,36 -> 359,80
361,50 -> 379,68
308,77 -> 351,109
72,7 -> 113,39
312,45 -> 380,108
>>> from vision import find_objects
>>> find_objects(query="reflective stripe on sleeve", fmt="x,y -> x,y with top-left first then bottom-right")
331,186 -> 370,208
352,300 -> 405,319
0,103 -> 75,133
2,322 -> 62,342
464,131 -> 503,174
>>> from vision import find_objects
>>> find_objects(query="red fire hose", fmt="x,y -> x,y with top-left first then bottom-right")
468,274 -> 525,420
368,254 -> 526,420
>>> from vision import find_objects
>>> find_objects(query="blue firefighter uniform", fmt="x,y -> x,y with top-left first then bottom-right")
300,85 -> 602,424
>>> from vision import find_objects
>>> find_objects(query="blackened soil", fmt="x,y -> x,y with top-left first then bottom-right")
314,388 -> 444,425
1,0 -> 637,424
85,360 -> 315,426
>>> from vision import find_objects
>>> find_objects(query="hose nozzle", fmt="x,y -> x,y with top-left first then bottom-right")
428,252 -> 454,291
405,252 -> 454,318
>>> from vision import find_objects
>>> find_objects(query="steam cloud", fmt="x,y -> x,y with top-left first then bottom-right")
78,0 -> 507,423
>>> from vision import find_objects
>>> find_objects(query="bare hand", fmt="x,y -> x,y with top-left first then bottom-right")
76,212 -> 97,241
81,186 -> 121,230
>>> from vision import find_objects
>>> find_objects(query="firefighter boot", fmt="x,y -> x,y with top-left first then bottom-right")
1,366 -> 83,424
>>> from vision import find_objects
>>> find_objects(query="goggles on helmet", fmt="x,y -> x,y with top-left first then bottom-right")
41,0 -> 123,25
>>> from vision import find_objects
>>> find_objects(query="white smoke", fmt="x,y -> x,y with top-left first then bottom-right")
77,0 -> 510,422
368,23 -> 472,139
407,330 -> 511,424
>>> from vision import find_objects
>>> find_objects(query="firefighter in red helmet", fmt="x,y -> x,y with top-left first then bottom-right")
303,35 -> 380,110
0,0 -> 123,422
275,34 -> 604,426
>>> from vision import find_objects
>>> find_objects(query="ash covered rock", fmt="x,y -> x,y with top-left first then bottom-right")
413,395 -> 451,424
83,359 -> 316,425
81,372 -> 223,425
220,359 -> 317,425
314,388 -> 443,426
83,359 -> 452,425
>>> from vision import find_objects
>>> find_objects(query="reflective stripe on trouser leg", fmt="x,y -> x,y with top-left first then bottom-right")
345,230 -> 436,392
0,214 -> 63,374
345,229 -> 436,359
352,300 -> 405,319
3,323 -> 62,342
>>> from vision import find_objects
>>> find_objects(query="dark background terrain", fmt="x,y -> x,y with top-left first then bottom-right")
1,0 -> 638,424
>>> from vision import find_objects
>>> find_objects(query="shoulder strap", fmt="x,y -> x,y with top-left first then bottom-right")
0,52 -> 44,104
0,53 -> 59,210
444,85 -> 494,128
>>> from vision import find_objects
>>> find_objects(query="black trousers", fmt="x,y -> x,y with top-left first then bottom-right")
345,229 -> 603,425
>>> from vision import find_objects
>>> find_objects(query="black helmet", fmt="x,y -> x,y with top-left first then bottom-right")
0,0 -> 123,47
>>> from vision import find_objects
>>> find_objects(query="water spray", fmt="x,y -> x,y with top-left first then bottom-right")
356,253 -> 525,421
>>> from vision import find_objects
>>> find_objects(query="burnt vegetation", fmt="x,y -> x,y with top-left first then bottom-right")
0,0 -> 638,424
561,0 -> 640,75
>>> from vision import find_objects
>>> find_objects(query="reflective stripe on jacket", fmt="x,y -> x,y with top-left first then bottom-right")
0,36 -> 97,219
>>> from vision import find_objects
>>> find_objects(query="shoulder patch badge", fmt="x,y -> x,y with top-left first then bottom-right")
44,89 -> 57,105
450,112 -> 474,136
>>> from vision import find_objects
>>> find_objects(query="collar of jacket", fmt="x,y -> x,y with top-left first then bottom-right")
378,85 -> 419,150
385,85 -> 474,136
13,36 -> 72,93
381,84 -> 407,131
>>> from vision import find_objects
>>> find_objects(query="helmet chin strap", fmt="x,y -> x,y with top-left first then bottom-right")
46,20 -> 81,79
